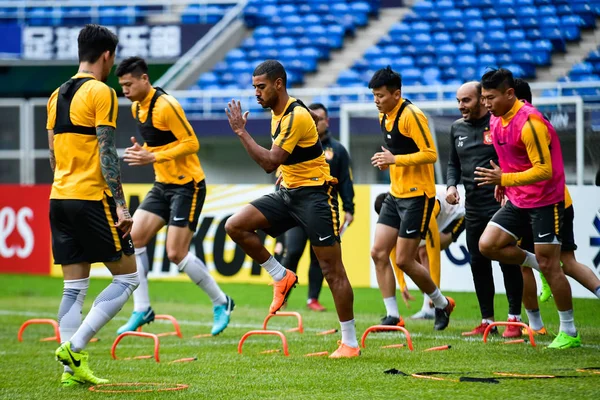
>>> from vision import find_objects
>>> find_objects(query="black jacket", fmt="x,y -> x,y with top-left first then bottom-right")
321,132 -> 355,214
447,113 -> 500,214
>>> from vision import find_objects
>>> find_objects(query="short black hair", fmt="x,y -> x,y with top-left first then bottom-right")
513,78 -> 532,103
308,103 -> 328,117
374,192 -> 389,215
481,68 -> 514,93
368,66 -> 402,93
78,24 -> 118,63
253,60 -> 287,86
115,56 -> 149,78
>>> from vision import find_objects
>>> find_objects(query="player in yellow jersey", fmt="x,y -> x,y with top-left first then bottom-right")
369,67 -> 455,331
115,57 -> 234,336
48,25 -> 139,386
225,60 -> 359,358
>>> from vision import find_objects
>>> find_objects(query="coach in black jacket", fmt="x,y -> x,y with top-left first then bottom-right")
446,82 -> 523,337
280,103 -> 355,312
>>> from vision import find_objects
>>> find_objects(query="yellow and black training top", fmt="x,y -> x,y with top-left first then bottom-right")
47,72 -> 117,200
272,97 -> 335,188
379,98 -> 437,199
132,87 -> 205,185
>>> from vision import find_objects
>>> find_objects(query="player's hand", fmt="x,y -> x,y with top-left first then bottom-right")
446,186 -> 460,205
226,100 -> 249,136
115,205 -> 133,238
274,241 -> 284,256
342,212 -> 354,229
494,185 -> 505,203
371,147 -> 395,168
401,287 -> 415,308
124,137 -> 156,166
474,160 -> 503,186
275,174 -> 283,187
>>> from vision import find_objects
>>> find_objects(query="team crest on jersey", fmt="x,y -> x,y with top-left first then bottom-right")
324,148 -> 334,160
483,129 -> 492,145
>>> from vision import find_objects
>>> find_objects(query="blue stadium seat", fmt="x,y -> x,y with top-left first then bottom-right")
456,55 -> 477,67
437,43 -> 457,56
422,67 -> 441,82
487,18 -> 505,29
400,68 -> 422,85
337,69 -> 361,86
539,5 -> 557,15
415,55 -> 435,67
466,19 -> 485,32
570,62 -> 594,76
478,54 -> 497,66
412,22 -> 431,33
363,46 -> 382,61
352,58 -> 370,72
437,56 -> 454,68
508,30 -> 526,40
433,32 -> 451,44
225,49 -> 246,62
465,9 -> 482,19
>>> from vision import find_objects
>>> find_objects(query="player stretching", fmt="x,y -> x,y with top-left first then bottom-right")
225,60 -> 359,357
476,68 -> 580,349
48,25 -> 139,386
116,57 -> 234,336
369,66 -> 455,330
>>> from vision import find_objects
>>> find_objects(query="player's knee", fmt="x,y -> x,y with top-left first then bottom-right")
537,256 -> 556,276
394,255 -> 414,271
370,246 -> 388,263
167,248 -> 188,265
224,216 -> 241,240
478,237 -> 496,258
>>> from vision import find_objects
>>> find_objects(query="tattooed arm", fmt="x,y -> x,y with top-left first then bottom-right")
47,130 -> 55,173
97,125 -> 133,236
96,125 -> 126,206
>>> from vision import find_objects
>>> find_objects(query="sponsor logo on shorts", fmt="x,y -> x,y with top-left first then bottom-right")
406,229 -> 417,234
538,232 -> 551,238
173,217 -> 186,221
319,235 -> 332,241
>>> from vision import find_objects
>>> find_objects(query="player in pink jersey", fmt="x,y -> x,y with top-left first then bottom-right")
474,68 -> 580,349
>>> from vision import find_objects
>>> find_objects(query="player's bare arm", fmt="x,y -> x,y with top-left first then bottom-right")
47,129 -> 55,173
97,125 -> 133,236
226,99 -> 289,173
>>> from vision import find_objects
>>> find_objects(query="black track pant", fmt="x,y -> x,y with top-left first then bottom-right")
281,226 -> 324,300
466,211 -> 523,319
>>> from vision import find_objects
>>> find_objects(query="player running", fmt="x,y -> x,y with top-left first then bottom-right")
225,60 -> 359,358
116,56 -> 234,336
280,102 -> 355,312
48,24 -> 138,386
476,68 -> 580,349
369,66 -> 455,331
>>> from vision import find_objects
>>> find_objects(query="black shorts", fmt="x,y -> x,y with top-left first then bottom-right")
561,205 -> 577,251
50,194 -> 134,265
442,217 -> 466,242
490,200 -> 564,245
377,194 -> 435,239
251,184 -> 340,247
139,180 -> 206,232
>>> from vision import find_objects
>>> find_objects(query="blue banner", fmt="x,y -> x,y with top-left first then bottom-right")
0,24 -> 22,57
1,24 -> 212,61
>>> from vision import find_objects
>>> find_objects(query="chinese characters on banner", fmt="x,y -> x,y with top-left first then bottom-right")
23,25 -> 182,60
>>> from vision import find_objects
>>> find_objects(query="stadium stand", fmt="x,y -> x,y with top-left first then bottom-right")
336,0 -> 600,99
0,2 -> 234,26
194,0 -> 379,92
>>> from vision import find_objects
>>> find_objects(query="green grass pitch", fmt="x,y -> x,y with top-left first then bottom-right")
1,274 -> 599,399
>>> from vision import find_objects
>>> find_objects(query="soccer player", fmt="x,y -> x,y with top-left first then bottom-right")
447,81 -> 524,338
224,60 -> 359,358
115,56 -> 234,336
280,102 -> 355,312
476,68 -> 580,349
374,188 -> 465,320
369,66 -> 455,331
513,78 -> 600,308
48,25 -> 139,385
